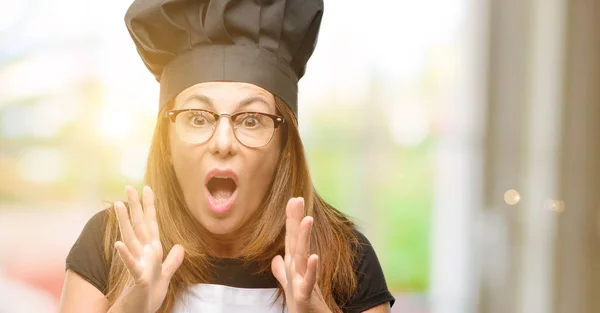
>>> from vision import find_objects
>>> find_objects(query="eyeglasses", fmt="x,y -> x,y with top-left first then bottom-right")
167,109 -> 285,148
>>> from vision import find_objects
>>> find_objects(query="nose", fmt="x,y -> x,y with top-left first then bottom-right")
207,114 -> 238,157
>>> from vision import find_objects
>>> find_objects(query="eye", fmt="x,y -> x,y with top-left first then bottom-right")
184,111 -> 211,127
242,116 -> 260,129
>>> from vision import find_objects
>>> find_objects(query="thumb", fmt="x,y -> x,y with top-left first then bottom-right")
162,244 -> 184,279
271,255 -> 288,287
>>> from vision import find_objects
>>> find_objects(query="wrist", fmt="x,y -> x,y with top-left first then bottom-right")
108,285 -> 152,313
312,303 -> 333,313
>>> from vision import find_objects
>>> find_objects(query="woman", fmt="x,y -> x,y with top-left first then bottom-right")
58,0 -> 395,312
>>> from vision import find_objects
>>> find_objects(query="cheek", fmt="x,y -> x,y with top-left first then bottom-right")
261,133 -> 283,179
244,146 -> 281,196
255,154 -> 278,179
170,135 -> 203,190
170,132 -> 185,170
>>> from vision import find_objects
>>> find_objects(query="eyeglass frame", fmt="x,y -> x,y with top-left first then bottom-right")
166,109 -> 286,148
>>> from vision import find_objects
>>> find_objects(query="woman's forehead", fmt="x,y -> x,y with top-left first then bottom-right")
174,82 -> 276,112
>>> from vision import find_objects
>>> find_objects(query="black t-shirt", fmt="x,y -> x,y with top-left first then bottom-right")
66,209 -> 395,313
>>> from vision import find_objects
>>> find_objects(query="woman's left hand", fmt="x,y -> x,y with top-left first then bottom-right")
271,197 -> 331,313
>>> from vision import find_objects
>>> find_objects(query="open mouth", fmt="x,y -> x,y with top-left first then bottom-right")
206,177 -> 237,203
204,168 -> 239,214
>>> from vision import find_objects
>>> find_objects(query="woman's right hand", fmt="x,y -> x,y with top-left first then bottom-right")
109,186 -> 185,313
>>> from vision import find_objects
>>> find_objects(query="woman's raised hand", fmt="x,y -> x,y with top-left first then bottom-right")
271,197 -> 331,313
109,186 -> 184,313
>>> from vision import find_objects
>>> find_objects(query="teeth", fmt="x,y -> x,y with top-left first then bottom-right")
214,197 -> 227,204
214,175 -> 234,181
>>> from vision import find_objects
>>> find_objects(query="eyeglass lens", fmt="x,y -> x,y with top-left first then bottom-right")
174,111 -> 276,147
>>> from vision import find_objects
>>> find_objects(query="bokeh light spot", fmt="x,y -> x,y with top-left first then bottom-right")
504,189 -> 521,205
545,199 -> 566,213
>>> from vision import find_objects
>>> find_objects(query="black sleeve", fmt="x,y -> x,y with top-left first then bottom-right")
65,209 -> 110,295
344,230 -> 396,313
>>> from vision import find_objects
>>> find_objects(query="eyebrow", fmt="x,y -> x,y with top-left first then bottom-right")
182,94 -> 273,112
182,94 -> 214,109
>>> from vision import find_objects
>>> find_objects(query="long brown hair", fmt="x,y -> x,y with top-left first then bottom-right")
102,96 -> 359,312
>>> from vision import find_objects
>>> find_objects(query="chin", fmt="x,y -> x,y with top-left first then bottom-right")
201,217 -> 239,235
191,202 -> 243,236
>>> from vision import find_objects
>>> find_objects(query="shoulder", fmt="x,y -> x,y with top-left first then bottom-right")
345,228 -> 395,313
65,208 -> 111,295
350,229 -> 383,275
351,229 -> 374,254
83,209 -> 110,233
74,208 -> 111,247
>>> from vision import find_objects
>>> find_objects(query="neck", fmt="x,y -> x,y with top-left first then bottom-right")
203,230 -> 246,258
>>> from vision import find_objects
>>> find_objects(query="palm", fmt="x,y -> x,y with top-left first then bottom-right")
113,186 -> 184,313
271,197 -> 329,313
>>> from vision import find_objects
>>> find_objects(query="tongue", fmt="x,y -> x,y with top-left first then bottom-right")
208,179 -> 236,203
212,188 -> 233,202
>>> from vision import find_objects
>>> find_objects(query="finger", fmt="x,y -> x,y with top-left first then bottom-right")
284,198 -> 294,256
162,244 -> 185,279
285,197 -> 304,257
271,255 -> 288,288
115,201 -> 143,256
301,254 -> 319,295
284,254 -> 294,289
294,216 -> 313,275
115,241 -> 143,278
127,186 -> 149,244
142,186 -> 160,242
